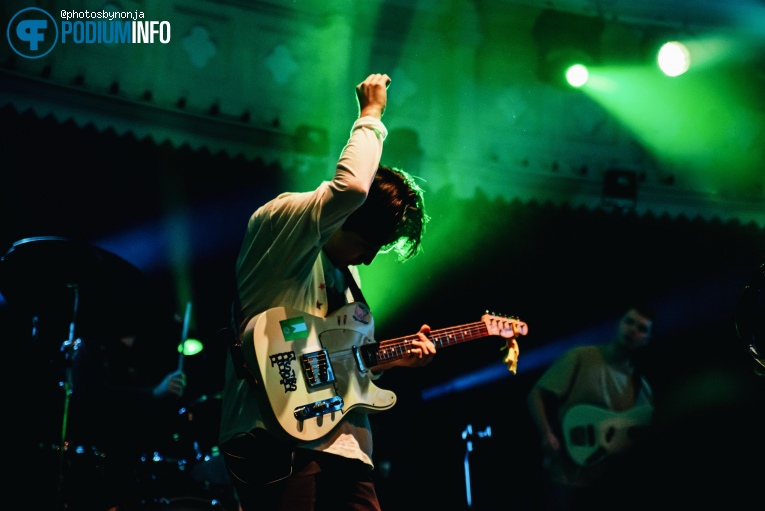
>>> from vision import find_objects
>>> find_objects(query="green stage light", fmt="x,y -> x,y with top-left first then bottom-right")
532,9 -> 604,90
178,338 -> 204,356
566,63 -> 590,87
658,41 -> 691,77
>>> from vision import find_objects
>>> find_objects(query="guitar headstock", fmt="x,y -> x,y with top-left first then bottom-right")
482,313 -> 528,339
482,313 -> 528,375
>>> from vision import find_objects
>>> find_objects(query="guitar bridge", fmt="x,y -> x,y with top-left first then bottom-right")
294,395 -> 344,421
301,349 -> 335,388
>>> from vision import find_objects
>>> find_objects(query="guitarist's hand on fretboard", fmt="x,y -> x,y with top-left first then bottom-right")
371,324 -> 436,372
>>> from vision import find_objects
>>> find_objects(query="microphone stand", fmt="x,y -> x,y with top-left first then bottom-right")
461,423 -> 492,508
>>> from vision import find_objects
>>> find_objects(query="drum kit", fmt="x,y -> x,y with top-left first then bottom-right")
0,237 -> 235,511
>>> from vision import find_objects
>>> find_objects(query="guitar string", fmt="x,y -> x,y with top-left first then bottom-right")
378,319 -> 524,347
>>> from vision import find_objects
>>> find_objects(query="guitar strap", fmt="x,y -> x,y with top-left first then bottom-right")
325,265 -> 369,313
226,289 -> 259,388
342,265 -> 368,308
632,366 -> 652,405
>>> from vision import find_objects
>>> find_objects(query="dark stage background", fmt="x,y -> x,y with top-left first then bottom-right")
2,102 -> 764,509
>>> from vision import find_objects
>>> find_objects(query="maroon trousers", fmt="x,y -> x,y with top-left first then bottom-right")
223,436 -> 381,511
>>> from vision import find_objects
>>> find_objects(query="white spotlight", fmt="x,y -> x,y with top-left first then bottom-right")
657,41 -> 691,77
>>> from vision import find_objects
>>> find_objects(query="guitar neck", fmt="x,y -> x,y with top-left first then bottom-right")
362,322 -> 491,368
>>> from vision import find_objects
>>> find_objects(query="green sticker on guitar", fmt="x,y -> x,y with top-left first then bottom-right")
280,316 -> 308,341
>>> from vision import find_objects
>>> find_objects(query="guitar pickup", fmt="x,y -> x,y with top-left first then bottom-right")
301,349 -> 335,388
294,396 -> 344,421
569,425 -> 595,446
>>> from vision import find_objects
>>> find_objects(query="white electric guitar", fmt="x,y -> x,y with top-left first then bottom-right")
562,404 -> 653,467
241,302 -> 528,442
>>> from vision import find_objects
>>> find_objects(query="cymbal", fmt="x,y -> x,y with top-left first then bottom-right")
0,236 -> 146,313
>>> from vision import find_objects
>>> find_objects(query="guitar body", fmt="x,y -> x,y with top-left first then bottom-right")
241,302 -> 396,442
562,404 -> 652,467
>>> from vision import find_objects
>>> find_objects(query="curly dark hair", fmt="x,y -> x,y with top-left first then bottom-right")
342,164 -> 428,261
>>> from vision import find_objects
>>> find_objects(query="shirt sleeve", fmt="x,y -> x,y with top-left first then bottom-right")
535,348 -> 580,398
316,116 -> 388,241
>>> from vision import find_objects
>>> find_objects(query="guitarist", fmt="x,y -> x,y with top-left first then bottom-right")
218,73 -> 436,511
526,304 -> 655,511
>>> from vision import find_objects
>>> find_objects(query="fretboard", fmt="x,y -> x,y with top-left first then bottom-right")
361,322 -> 491,367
